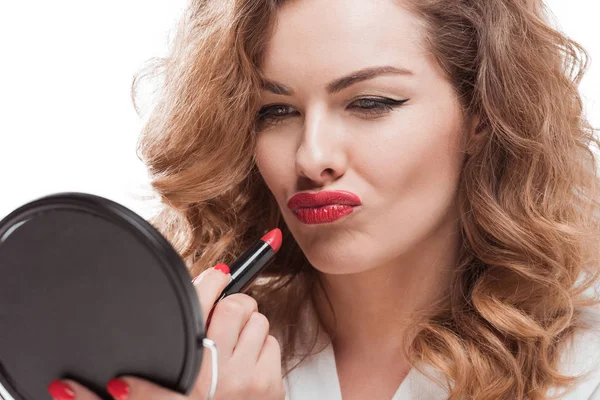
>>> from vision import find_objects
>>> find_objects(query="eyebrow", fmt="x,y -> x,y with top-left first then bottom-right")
261,65 -> 414,96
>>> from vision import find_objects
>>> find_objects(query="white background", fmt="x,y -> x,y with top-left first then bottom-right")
0,1 -> 599,220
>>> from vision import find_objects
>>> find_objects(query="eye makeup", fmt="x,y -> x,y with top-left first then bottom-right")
256,97 -> 409,127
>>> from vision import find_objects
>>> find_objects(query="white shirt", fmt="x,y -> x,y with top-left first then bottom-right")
284,306 -> 600,399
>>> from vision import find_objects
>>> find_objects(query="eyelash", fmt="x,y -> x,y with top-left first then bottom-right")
256,97 -> 409,127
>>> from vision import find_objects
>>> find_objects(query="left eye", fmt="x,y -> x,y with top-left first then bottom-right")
348,97 -> 409,116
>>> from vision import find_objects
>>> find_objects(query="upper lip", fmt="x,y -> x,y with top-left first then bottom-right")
287,190 -> 362,212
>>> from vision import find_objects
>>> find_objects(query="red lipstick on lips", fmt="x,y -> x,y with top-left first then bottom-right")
287,190 -> 362,224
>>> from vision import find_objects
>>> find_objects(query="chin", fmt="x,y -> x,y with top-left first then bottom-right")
300,241 -> 381,275
282,213 -> 394,273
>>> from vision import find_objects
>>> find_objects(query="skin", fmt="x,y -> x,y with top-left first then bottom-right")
254,0 -> 482,398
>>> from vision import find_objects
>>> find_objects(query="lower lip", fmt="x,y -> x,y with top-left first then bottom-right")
293,205 -> 356,224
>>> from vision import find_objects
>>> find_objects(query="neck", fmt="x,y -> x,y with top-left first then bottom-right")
312,212 -> 461,360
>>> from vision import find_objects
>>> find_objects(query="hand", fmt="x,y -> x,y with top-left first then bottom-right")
47,264 -> 286,400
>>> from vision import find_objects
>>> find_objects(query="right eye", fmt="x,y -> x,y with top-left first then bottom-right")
256,104 -> 298,127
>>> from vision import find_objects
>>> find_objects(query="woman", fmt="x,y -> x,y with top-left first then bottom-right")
47,0 -> 600,399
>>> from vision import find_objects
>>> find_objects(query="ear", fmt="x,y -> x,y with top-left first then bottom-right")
465,114 -> 488,155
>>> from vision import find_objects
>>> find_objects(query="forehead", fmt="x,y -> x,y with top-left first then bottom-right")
261,0 -> 428,79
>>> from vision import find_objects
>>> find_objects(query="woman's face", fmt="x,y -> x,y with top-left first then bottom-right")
254,0 -> 472,275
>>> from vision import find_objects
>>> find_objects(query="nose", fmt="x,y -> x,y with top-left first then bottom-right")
295,107 -> 347,185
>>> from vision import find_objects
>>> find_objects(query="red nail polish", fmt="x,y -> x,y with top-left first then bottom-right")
48,380 -> 75,400
214,263 -> 230,274
107,378 -> 130,400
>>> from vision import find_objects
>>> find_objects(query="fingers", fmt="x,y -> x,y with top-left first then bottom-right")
48,380 -> 100,400
192,263 -> 232,324
206,293 -> 258,357
257,335 -> 283,374
106,376 -> 188,400
256,336 -> 285,396
232,311 -> 270,363
48,377 -> 189,400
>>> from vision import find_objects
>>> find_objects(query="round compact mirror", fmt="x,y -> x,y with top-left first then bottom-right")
0,192 -> 211,400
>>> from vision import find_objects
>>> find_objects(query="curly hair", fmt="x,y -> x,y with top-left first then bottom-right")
131,0 -> 600,398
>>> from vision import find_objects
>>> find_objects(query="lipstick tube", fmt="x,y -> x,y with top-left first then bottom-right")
205,228 -> 282,328
217,242 -> 272,301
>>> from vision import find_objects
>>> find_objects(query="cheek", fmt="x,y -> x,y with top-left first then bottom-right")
254,133 -> 296,195
355,101 -> 465,197
325,102 -> 466,272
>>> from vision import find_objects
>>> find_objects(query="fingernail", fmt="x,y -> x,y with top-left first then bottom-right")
48,380 -> 75,400
107,378 -> 130,400
214,263 -> 230,274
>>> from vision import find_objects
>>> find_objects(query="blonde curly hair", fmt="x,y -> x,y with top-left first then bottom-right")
131,0 -> 600,398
